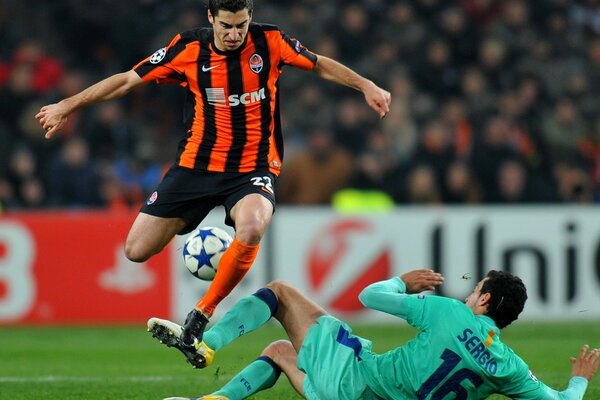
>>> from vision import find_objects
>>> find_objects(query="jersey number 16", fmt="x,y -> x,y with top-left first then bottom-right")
417,348 -> 483,400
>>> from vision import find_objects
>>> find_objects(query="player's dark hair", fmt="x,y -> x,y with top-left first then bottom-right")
208,0 -> 253,16
480,270 -> 527,329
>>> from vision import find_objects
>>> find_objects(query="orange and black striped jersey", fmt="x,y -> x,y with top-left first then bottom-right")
133,23 -> 317,176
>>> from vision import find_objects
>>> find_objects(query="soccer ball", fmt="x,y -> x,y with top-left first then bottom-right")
183,227 -> 233,281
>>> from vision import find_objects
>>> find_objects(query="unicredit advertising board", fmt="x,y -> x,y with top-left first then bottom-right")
1,206 -> 599,324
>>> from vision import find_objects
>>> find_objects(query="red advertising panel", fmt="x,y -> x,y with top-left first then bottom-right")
0,211 -> 171,324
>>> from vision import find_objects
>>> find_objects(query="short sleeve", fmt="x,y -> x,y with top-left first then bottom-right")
275,30 -> 317,70
133,34 -> 190,86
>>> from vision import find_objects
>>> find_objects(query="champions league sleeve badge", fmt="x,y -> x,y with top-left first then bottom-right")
150,48 -> 167,64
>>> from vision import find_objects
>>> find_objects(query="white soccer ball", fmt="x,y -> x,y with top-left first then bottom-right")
183,226 -> 233,281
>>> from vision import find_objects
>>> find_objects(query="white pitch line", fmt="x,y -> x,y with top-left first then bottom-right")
0,375 -> 176,383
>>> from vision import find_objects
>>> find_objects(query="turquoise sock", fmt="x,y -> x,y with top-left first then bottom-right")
213,356 -> 281,400
203,288 -> 277,351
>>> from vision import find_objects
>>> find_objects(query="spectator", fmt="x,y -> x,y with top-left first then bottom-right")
111,141 -> 163,207
404,164 -> 442,204
470,115 -> 523,201
478,37 -> 515,92
4,0 -> 600,207
382,93 -> 419,166
277,128 -> 354,205
541,97 -> 590,165
461,0 -> 503,31
489,159 -> 531,203
442,160 -> 482,203
438,6 -> 478,66
554,162 -> 595,203
380,2 -> 427,62
440,98 -> 473,158
0,178 -> 18,211
331,97 -> 372,155
328,4 -> 370,64
459,66 -> 497,118
489,0 -> 536,59
347,130 -> 405,203
47,137 -> 104,208
410,118 -> 455,188
412,37 -> 460,99
6,146 -> 46,208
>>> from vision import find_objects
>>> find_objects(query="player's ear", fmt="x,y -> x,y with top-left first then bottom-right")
479,292 -> 492,309
208,10 -> 214,24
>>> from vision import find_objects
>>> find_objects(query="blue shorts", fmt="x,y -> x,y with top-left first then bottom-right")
298,315 -> 375,400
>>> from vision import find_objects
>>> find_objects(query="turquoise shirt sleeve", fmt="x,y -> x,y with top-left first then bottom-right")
358,277 -> 461,331
358,277 -> 409,318
507,374 -> 589,400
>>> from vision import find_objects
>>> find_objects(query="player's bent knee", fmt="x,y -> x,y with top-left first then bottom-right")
235,223 -> 264,245
261,340 -> 295,362
266,280 -> 293,298
124,240 -> 152,263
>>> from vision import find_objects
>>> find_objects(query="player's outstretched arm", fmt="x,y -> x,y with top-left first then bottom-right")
542,345 -> 599,400
511,345 -> 599,400
35,70 -> 146,139
549,345 -> 599,400
312,54 -> 391,119
358,269 -> 444,319
570,344 -> 600,380
400,269 -> 445,293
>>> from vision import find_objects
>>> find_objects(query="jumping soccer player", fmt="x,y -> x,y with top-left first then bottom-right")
35,0 -> 391,364
149,269 -> 599,399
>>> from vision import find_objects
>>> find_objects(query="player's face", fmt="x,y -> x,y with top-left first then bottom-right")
209,8 -> 252,51
464,278 -> 486,310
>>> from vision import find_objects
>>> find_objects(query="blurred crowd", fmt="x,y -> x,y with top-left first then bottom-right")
3,0 -> 600,211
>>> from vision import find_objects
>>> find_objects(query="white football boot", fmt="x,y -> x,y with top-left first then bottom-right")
147,317 -> 215,369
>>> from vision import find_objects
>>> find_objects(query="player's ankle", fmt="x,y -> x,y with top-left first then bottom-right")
194,308 -> 210,319
181,309 -> 210,346
194,301 -> 214,319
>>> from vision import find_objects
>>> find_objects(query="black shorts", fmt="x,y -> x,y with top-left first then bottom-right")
140,166 -> 277,234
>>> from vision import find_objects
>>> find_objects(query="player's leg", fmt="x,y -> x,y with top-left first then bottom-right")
267,280 -> 327,352
259,340 -> 306,397
182,193 -> 273,347
126,166 -> 215,263
175,280 -> 325,360
197,193 -> 273,312
149,286 -> 278,368
162,341 -> 301,400
150,279 -> 323,369
124,212 -> 188,262
191,280 -> 325,355
209,340 -> 291,399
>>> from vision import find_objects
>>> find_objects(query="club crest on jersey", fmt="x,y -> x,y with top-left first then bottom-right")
147,191 -> 158,205
150,48 -> 167,64
249,54 -> 263,73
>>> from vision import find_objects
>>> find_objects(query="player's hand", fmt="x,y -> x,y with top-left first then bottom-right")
570,344 -> 600,380
35,102 -> 70,139
400,269 -> 444,294
363,82 -> 391,119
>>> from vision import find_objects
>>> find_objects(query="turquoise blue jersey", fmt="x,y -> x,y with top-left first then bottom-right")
357,277 -> 589,400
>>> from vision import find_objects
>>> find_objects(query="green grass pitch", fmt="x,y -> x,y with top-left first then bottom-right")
1,322 -> 598,399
